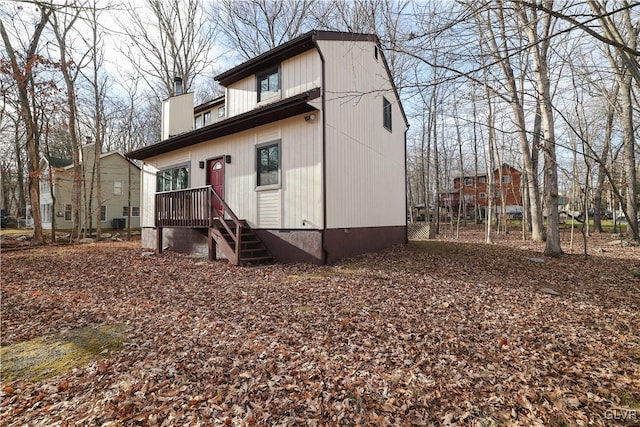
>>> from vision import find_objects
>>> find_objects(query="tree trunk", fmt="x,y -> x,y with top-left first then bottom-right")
0,11 -> 51,245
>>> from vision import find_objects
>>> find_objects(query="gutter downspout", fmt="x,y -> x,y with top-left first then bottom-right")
404,126 -> 409,244
312,34 -> 329,265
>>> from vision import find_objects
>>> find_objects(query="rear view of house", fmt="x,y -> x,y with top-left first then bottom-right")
127,30 -> 408,265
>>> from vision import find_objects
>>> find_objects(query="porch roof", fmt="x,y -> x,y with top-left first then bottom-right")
127,88 -> 320,160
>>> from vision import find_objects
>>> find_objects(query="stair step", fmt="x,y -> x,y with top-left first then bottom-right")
240,256 -> 273,264
209,218 -> 273,266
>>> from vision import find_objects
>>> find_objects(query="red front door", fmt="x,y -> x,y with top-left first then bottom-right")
207,157 -> 225,215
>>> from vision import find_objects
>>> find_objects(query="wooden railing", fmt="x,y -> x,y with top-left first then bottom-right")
155,186 -> 243,262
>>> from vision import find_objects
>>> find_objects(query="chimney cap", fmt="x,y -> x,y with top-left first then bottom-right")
174,76 -> 183,95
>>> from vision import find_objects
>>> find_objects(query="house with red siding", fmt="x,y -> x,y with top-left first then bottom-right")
441,164 -> 523,220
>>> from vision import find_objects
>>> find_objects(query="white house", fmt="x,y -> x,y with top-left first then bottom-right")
127,30 -> 408,265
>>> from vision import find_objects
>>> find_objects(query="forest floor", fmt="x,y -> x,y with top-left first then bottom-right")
1,226 -> 639,426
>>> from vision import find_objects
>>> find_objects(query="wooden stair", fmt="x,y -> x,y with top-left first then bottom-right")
210,219 -> 273,266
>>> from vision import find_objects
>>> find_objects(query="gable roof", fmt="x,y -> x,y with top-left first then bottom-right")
127,30 -> 409,161
215,31 -> 378,87
127,88 -> 320,160
453,164 -> 521,180
46,156 -> 73,168
194,95 -> 225,115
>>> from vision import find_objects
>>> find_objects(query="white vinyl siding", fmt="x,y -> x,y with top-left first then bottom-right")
319,39 -> 406,229
257,191 -> 281,228
226,49 -> 321,118
142,116 -> 322,230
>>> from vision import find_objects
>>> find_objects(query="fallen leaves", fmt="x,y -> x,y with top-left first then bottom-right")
0,234 -> 639,426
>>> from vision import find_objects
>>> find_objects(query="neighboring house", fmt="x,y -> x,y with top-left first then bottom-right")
441,164 -> 523,220
40,143 -> 141,232
127,30 -> 408,265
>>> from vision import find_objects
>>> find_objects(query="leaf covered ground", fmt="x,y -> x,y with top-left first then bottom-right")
1,230 -> 639,426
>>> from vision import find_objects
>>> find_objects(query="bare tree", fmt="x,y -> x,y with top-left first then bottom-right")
0,3 -> 53,244
472,1 -> 546,243
216,0 -> 313,60
515,0 -> 563,256
51,1 -> 93,241
123,0 -> 217,98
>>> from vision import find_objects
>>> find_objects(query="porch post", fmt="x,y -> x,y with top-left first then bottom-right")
208,228 -> 216,261
157,226 -> 163,254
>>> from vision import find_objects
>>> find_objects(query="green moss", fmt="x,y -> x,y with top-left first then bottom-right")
293,305 -> 314,313
620,392 -> 640,409
1,324 -> 128,382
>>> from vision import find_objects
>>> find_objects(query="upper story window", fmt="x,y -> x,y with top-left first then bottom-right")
256,141 -> 280,187
479,176 -> 486,184
464,177 -> 473,186
157,164 -> 190,192
383,97 -> 392,131
40,178 -> 49,194
203,111 -> 211,126
114,181 -> 123,195
257,68 -> 279,102
502,175 -> 511,183
194,114 -> 203,129
218,106 -> 225,118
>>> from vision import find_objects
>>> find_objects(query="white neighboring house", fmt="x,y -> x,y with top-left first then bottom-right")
127,30 -> 408,265
40,143 -> 141,232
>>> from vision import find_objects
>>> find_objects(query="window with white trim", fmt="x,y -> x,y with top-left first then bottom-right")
41,204 -> 51,223
464,177 -> 473,186
502,176 -> 511,183
64,204 -> 72,221
123,206 -> 140,217
100,205 -> 106,222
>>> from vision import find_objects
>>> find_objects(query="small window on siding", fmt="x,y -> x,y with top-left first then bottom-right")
41,204 -> 51,223
203,111 -> 211,126
64,204 -> 72,221
100,205 -> 107,222
257,68 -> 279,102
194,114 -> 203,129
156,164 -> 190,192
256,141 -> 280,187
218,106 -> 225,118
383,97 -> 392,132
123,206 -> 140,216
114,181 -> 123,195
